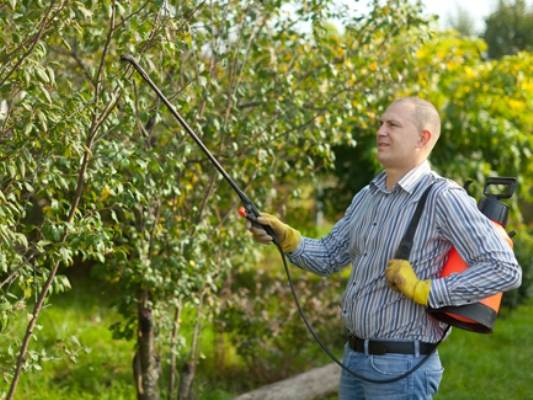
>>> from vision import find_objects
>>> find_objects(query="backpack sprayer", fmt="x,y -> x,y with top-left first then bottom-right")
121,54 -> 518,383
428,177 -> 517,333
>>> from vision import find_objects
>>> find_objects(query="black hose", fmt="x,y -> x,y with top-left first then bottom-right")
122,53 -> 450,385
275,241 -> 450,384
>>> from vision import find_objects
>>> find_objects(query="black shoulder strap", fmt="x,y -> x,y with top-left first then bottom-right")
394,182 -> 435,260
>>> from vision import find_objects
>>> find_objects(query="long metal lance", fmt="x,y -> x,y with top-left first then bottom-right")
120,54 -> 260,216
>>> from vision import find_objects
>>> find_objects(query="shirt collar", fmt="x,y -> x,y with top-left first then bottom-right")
370,161 -> 432,194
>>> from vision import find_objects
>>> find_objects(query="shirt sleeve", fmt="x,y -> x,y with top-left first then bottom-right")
287,189 -> 367,276
429,186 -> 522,308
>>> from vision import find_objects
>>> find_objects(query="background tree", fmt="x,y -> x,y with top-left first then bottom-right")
483,0 -> 533,59
446,5 -> 477,36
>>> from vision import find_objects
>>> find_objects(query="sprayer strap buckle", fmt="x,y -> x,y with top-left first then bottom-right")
348,336 -> 436,355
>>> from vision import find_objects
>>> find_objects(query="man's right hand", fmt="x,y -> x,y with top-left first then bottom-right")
248,212 -> 301,253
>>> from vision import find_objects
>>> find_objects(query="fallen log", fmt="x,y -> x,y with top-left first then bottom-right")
233,362 -> 340,400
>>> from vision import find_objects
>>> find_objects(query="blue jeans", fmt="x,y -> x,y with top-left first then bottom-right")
339,343 -> 444,400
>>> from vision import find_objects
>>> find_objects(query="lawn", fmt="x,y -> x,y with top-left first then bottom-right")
1,270 -> 532,400
0,275 -> 135,400
435,304 -> 533,400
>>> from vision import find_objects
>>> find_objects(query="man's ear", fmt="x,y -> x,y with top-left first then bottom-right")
418,129 -> 432,147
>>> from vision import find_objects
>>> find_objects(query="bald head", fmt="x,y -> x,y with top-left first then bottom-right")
377,97 -> 442,174
392,97 -> 441,148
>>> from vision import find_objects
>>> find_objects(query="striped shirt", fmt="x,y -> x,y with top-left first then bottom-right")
288,161 -> 521,342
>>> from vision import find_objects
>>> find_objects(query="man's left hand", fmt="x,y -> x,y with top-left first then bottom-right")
385,259 -> 431,306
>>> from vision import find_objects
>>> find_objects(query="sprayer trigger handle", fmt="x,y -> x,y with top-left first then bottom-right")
239,205 -> 279,244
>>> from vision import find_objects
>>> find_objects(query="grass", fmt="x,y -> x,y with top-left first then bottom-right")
0,275 -> 136,400
1,268 -> 532,399
435,304 -> 533,400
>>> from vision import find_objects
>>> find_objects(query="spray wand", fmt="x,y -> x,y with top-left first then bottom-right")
121,54 -> 444,384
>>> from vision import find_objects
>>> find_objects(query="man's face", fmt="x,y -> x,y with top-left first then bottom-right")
376,101 -> 423,170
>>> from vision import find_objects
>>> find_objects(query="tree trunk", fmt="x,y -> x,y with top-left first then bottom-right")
177,299 -> 204,400
233,363 -> 340,400
134,290 -> 160,400
167,304 -> 182,400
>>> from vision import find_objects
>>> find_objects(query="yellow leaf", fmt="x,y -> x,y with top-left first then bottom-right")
521,80 -> 533,92
100,185 -> 113,201
464,66 -> 476,79
508,99 -> 525,112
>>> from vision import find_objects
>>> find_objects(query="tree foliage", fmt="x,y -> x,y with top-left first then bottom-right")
0,0 -> 531,398
446,5 -> 477,37
1,0 -> 426,397
483,0 -> 533,59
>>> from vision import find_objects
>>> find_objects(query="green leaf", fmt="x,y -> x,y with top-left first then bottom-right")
35,65 -> 50,83
59,247 -> 73,265
37,110 -> 47,130
7,164 -> 16,179
47,67 -> 56,85
76,4 -> 93,19
38,84 -> 52,104
24,123 -> 33,136
15,233 -> 28,249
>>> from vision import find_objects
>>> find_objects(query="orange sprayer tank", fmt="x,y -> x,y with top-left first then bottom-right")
428,177 -> 517,333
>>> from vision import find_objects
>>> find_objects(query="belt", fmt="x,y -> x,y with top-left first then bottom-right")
348,336 -> 436,355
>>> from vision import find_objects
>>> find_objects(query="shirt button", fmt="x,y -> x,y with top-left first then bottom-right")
363,253 -> 368,257
372,222 -> 377,226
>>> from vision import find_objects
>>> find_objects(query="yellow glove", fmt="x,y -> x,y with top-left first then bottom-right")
248,212 -> 301,253
385,259 -> 431,306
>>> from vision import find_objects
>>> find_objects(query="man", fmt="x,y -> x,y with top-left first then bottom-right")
248,97 -> 521,399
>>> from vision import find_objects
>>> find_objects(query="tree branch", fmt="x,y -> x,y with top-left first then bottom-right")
93,0 -> 117,111
0,0 -> 64,86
